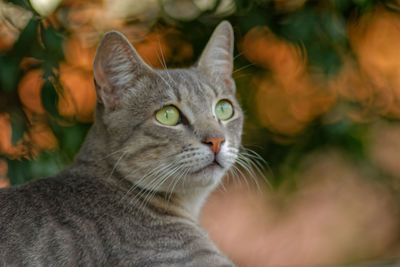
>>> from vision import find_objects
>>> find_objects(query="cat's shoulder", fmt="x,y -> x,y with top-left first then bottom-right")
0,167 -> 111,216
1,168 -> 79,196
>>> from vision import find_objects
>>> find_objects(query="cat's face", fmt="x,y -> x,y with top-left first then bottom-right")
93,21 -> 243,194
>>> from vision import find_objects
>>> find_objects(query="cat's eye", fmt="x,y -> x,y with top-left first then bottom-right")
215,100 -> 234,121
156,105 -> 181,126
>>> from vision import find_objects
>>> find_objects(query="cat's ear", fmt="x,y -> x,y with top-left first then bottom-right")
197,21 -> 234,80
93,31 -> 152,111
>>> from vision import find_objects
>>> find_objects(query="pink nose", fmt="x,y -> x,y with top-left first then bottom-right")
203,137 -> 225,154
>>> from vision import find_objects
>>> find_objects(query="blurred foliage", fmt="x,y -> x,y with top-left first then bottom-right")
1,0 -> 400,192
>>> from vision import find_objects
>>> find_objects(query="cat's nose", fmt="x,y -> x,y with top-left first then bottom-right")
202,137 -> 225,154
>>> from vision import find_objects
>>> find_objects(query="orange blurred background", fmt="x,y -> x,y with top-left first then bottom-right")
2,0 -> 400,265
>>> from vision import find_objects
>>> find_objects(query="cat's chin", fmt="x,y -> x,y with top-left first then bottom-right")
125,166 -> 226,195
191,161 -> 223,174
186,164 -> 226,188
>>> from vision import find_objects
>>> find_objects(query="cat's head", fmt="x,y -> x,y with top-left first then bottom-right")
92,21 -> 243,194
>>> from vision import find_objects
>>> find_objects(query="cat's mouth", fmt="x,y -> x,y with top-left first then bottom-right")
192,159 -> 224,174
212,159 -> 223,168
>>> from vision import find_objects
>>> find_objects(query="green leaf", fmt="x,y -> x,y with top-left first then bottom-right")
7,158 -> 31,185
41,78 -> 60,117
49,122 -> 91,160
10,113 -> 26,145
0,19 -> 39,92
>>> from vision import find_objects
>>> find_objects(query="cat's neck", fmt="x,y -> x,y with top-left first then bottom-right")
75,121 -> 112,176
178,187 -> 217,220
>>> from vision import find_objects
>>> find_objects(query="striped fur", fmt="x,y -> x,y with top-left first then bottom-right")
0,21 -> 241,266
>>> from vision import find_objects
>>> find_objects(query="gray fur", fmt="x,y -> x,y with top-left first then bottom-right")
0,21 -> 242,266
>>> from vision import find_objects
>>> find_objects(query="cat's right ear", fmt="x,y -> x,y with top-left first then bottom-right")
93,31 -> 153,111
197,21 -> 234,82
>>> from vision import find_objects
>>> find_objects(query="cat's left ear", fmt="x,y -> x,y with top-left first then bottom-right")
93,31 -> 153,111
197,21 -> 234,83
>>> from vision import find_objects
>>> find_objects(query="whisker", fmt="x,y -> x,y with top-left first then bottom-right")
100,147 -> 126,160
232,63 -> 255,74
218,175 -> 228,192
156,38 -> 176,88
233,51 -> 245,61
166,167 -> 187,203
240,147 -> 267,165
139,173 -> 171,211
224,145 -> 271,191
232,73 -> 252,80
140,161 -> 185,210
236,157 -> 262,192
156,38 -> 168,70
229,163 -> 248,188
127,158 -> 183,212
107,151 -> 128,180
120,162 -> 169,202
130,167 -> 173,212
121,157 -> 179,203
238,148 -> 271,188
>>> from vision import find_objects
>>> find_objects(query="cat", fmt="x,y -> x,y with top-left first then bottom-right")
0,21 -> 242,266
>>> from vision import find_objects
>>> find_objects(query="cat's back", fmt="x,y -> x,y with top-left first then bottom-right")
0,169 -> 114,265
0,167 -> 116,229
0,169 -> 233,266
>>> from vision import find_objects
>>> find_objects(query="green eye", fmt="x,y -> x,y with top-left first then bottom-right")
215,100 -> 234,121
156,105 -> 180,126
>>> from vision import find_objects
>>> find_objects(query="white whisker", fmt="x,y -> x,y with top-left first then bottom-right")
232,63 -> 255,74
100,147 -> 126,160
107,151 -> 128,180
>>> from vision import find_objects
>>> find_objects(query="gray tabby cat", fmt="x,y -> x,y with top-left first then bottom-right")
0,21 -> 242,266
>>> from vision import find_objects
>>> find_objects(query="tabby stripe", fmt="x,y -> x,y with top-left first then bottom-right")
126,143 -> 168,162
56,219 -> 95,261
191,71 -> 218,97
143,129 -> 165,141
208,83 -> 218,96
121,183 -> 179,216
118,120 -> 146,146
135,248 -> 219,266
190,248 -> 221,258
172,85 -> 181,102
129,189 -> 178,216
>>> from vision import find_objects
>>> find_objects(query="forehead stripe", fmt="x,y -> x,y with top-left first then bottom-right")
158,72 -> 182,102
172,85 -> 181,102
